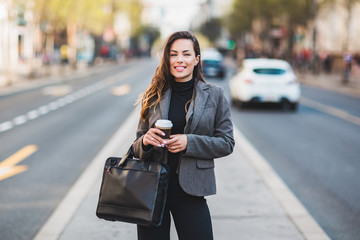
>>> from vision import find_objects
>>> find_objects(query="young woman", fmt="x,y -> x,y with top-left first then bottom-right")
132,31 -> 235,240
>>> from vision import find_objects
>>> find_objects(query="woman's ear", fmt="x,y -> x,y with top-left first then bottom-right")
195,55 -> 200,66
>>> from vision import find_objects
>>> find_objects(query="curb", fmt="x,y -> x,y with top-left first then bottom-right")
0,64 -> 119,98
33,108 -> 139,240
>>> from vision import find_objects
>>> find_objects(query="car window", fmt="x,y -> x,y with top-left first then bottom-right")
202,60 -> 221,66
253,68 -> 286,75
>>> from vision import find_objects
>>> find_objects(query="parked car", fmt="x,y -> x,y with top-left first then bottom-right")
229,58 -> 300,111
201,49 -> 226,78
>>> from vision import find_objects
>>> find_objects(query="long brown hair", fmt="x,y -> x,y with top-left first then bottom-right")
139,31 -> 205,122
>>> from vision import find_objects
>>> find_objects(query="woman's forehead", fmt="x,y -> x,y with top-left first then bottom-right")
170,39 -> 194,51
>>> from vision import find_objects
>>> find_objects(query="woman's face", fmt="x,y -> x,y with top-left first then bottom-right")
169,39 -> 200,82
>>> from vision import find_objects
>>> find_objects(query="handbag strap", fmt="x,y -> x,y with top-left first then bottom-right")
118,146 -> 133,167
118,145 -> 168,167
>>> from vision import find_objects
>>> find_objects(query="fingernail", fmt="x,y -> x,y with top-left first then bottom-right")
162,133 -> 165,136
161,144 -> 165,147
158,144 -> 162,147
163,141 -> 167,144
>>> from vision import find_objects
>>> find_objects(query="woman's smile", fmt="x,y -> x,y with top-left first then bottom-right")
170,39 -> 199,82
175,66 -> 186,72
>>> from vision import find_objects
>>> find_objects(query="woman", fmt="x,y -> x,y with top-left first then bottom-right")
132,31 -> 235,240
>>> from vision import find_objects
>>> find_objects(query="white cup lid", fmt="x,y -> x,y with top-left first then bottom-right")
155,119 -> 173,128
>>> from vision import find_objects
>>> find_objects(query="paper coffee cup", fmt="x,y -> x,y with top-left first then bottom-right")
155,119 -> 173,139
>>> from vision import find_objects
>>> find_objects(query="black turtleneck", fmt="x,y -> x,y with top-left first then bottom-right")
167,77 -> 195,200
168,78 -> 195,135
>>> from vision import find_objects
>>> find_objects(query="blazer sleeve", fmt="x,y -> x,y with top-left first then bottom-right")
183,87 -> 235,159
132,116 -> 153,161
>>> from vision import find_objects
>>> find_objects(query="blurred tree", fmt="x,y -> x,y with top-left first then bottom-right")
32,0 -> 143,63
110,0 -> 143,36
199,17 -> 222,44
136,25 -> 160,55
278,0 -> 313,57
224,0 -> 313,57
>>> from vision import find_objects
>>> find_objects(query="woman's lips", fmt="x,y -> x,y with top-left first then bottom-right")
175,66 -> 186,72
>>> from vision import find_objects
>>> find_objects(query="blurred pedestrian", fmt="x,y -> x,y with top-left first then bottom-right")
132,31 -> 235,240
343,53 -> 352,84
100,45 -> 110,59
60,44 -> 69,64
323,53 -> 333,73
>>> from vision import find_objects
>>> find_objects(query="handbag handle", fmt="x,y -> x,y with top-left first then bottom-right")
118,145 -> 167,167
117,146 -> 152,171
118,146 -> 134,167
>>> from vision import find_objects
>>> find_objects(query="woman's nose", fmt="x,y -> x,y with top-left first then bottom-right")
176,55 -> 184,62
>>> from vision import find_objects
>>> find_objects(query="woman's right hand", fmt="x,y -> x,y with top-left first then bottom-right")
143,128 -> 167,147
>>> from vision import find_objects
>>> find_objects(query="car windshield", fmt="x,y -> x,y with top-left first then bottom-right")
253,68 -> 286,75
203,60 -> 221,66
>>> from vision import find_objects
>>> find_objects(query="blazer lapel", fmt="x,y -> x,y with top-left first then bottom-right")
159,88 -> 171,119
187,81 -> 209,133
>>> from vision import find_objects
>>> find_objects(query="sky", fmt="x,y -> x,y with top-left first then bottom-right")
142,0 -> 207,38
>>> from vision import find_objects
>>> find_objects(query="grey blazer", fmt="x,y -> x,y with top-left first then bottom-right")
132,80 -> 235,197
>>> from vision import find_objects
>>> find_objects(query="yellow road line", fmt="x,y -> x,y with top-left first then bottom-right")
0,145 -> 38,167
301,97 -> 360,126
0,165 -> 28,181
0,145 -> 37,181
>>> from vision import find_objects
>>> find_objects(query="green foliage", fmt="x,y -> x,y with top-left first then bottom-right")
32,0 -> 143,35
199,18 -> 222,43
225,0 -> 313,38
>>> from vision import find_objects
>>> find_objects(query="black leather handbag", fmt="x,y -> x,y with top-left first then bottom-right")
96,146 -> 169,227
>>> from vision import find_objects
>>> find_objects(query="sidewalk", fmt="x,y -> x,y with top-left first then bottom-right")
33,109 -> 330,240
298,71 -> 360,97
0,60 -> 129,97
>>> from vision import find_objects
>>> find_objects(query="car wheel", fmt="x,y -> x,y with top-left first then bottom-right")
290,103 -> 298,112
232,98 -> 244,109
282,101 -> 298,112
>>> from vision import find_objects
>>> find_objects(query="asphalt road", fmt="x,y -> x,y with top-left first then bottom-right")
208,73 -> 360,240
0,59 -> 158,240
0,58 -> 359,240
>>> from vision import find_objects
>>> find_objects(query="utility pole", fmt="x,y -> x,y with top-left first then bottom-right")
311,0 -> 318,74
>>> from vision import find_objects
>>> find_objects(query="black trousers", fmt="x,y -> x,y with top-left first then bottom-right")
137,196 -> 213,240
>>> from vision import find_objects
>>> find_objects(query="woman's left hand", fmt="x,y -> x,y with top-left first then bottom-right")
165,134 -> 187,153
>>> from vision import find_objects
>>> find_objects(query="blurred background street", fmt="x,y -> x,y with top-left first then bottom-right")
1,0 -> 360,240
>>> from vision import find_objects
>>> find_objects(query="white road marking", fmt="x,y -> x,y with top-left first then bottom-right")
27,110 -> 39,120
64,95 -> 74,104
0,67 -> 138,133
38,106 -> 49,115
13,115 -> 27,125
0,121 -> 13,132
56,98 -> 67,107
301,97 -> 360,126
48,102 -> 58,111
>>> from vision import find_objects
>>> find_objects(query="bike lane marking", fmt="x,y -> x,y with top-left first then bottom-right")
0,144 -> 38,181
301,97 -> 360,126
